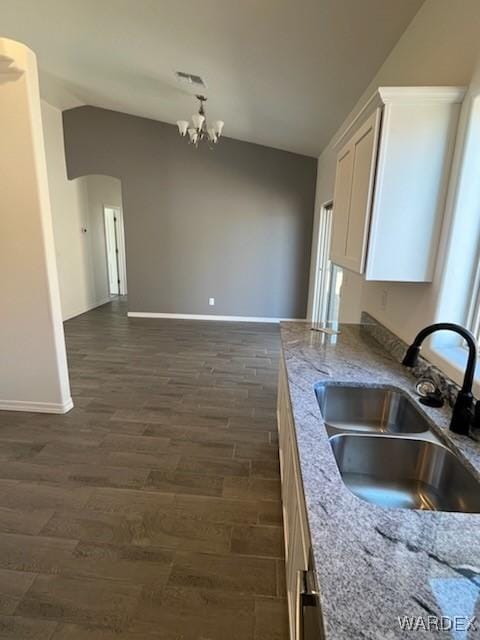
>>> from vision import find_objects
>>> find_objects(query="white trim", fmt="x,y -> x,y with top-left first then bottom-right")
63,296 -> 114,321
0,397 -> 74,414
332,90 -> 382,150
333,86 -> 466,150
378,86 -> 466,105
127,312 -> 304,323
103,204 -> 127,296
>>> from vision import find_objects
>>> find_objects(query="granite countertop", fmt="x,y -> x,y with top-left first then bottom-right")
280,321 -> 480,640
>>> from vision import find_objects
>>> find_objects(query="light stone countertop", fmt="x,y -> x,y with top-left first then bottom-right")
280,321 -> 480,640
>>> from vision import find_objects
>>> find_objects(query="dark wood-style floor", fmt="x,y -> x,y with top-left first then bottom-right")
0,299 -> 288,639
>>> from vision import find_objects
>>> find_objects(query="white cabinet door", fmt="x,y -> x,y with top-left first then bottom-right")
278,358 -> 311,640
287,509 -> 309,640
330,108 -> 381,273
345,108 -> 381,273
330,143 -> 354,266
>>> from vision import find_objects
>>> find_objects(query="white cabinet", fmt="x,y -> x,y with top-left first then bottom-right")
330,87 -> 465,282
277,356 -> 310,640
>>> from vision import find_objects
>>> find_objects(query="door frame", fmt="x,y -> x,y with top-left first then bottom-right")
311,200 -> 334,324
103,205 -> 128,295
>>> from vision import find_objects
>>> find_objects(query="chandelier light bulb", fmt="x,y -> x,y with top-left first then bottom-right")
207,128 -> 217,143
176,120 -> 189,136
192,113 -> 205,131
213,120 -> 224,136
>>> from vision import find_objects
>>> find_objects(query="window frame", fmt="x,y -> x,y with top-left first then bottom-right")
466,257 -> 480,342
311,201 -> 342,325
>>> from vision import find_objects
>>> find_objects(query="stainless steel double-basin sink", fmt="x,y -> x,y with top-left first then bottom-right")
315,384 -> 480,514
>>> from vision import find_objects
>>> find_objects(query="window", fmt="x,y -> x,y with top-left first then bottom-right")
311,202 -> 343,325
326,264 -> 343,324
467,260 -> 480,341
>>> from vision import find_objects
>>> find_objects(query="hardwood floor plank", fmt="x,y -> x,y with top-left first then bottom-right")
173,494 -> 260,525
223,477 -> 282,501
254,597 -> 290,640
230,524 -> 285,559
0,570 -> 36,615
0,533 -> 78,574
136,586 -> 256,638
59,542 -> 174,587
0,615 -> 58,639
176,455 -> 250,477
168,551 -> 277,596
145,469 -> 224,497
40,509 -> 142,546
16,574 -> 141,630
85,487 -> 174,516
0,507 -> 55,536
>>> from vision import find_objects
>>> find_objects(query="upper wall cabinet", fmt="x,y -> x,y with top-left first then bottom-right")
330,87 -> 465,281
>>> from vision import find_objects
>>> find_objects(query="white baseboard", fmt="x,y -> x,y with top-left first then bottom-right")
63,297 -> 114,321
127,312 -> 304,323
0,397 -> 74,414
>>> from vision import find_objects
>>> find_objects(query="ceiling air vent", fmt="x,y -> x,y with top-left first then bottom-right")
175,71 -> 206,88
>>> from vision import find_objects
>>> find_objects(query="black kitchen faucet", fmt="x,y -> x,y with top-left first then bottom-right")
402,323 -> 480,437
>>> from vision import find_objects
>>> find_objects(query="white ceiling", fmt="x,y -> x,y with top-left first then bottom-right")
0,0 -> 423,156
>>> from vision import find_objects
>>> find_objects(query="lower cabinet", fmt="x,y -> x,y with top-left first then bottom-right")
277,356 -> 311,640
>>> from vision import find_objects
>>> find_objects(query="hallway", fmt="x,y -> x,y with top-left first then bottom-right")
0,300 -> 288,639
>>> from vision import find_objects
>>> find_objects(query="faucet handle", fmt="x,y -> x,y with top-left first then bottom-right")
450,391 -> 474,435
415,378 -> 444,408
470,401 -> 480,441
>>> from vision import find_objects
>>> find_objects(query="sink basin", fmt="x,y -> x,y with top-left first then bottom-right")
329,434 -> 480,513
316,384 -> 430,435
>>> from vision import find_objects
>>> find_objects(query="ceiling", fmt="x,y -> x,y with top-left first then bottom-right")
0,0 -> 423,156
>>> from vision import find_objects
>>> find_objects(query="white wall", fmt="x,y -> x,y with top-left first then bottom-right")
41,101 -> 94,320
0,38 -> 71,413
309,0 -> 480,343
41,101 -> 123,320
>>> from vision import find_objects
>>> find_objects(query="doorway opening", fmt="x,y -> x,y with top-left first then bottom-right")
104,205 -> 127,296
311,201 -> 343,325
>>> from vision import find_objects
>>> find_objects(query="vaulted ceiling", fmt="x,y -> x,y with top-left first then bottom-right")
0,0 -> 423,156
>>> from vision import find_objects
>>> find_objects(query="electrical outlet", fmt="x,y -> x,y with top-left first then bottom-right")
209,297 -> 215,306
380,289 -> 388,311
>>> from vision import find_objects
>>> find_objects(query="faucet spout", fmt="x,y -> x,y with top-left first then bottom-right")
402,323 -> 477,436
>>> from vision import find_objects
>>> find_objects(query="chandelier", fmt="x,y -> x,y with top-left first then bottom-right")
176,95 -> 224,148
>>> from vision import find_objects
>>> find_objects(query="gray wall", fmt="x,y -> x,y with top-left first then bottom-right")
63,106 -> 317,318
